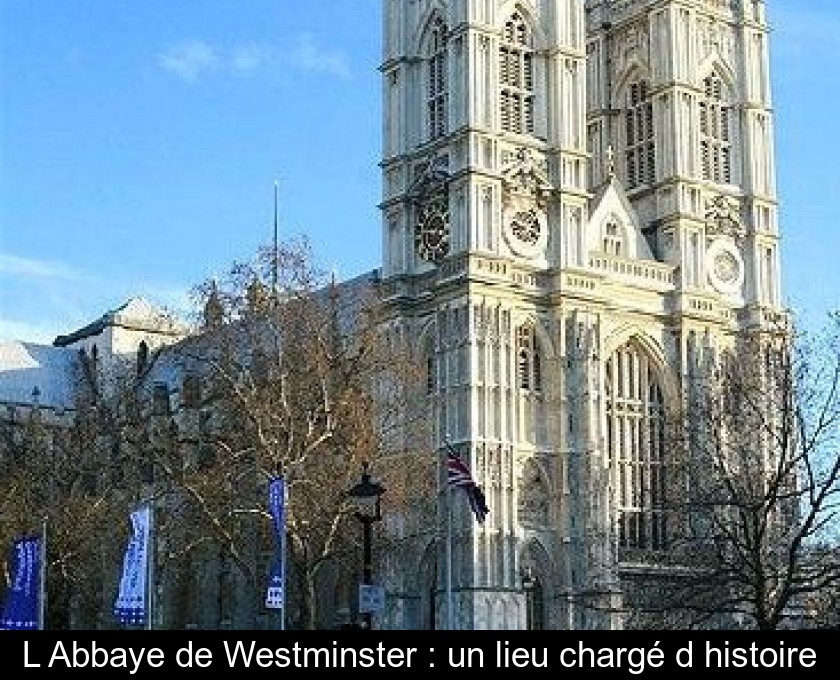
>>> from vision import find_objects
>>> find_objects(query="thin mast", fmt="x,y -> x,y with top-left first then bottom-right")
272,180 -> 280,301
146,502 -> 155,631
443,436 -> 454,630
38,517 -> 47,630
446,470 -> 453,630
280,479 -> 288,631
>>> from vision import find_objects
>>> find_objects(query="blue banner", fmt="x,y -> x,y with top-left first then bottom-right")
114,505 -> 152,626
265,477 -> 286,610
0,536 -> 42,630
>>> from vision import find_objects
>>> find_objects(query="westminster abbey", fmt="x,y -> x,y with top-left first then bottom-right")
0,1 -> 786,630
375,0 -> 783,630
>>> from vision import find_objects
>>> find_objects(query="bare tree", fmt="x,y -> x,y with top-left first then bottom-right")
641,314 -> 840,629
147,237 -> 434,629
0,381 -> 130,629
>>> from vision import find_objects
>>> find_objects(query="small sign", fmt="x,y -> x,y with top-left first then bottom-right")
359,585 -> 385,614
265,583 -> 284,610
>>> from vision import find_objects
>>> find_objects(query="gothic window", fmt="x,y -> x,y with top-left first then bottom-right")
152,383 -> 170,417
625,81 -> 655,189
605,342 -> 667,552
699,75 -> 733,184
425,336 -> 437,394
182,374 -> 201,410
251,347 -> 271,386
87,344 -> 100,392
603,219 -> 624,257
218,558 -> 234,629
180,554 -> 201,629
499,12 -> 535,136
517,325 -> 542,392
136,341 -> 149,376
426,17 -> 448,141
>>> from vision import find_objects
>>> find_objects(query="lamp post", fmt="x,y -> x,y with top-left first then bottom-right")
347,462 -> 385,630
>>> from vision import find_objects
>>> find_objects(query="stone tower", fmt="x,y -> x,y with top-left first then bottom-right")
378,0 -> 783,630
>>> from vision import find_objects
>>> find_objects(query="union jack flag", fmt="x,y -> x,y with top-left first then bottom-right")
444,441 -> 489,524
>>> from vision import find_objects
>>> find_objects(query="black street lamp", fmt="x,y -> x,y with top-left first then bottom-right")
347,462 -> 386,630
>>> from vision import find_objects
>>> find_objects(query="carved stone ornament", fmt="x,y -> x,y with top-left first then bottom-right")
518,461 -> 550,527
501,148 -> 554,209
409,154 -> 449,202
499,149 -> 552,259
705,194 -> 745,239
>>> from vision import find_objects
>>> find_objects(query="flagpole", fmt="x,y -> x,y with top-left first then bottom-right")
446,470 -> 454,631
443,436 -> 454,631
280,479 -> 288,632
38,517 -> 47,631
434,442 -> 443,631
266,476 -> 287,630
146,502 -> 155,631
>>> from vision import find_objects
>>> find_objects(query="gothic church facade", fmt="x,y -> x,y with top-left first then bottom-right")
377,0 -> 783,629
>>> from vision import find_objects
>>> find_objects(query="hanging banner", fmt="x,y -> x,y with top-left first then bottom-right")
0,536 -> 42,630
113,504 -> 152,626
265,477 -> 285,610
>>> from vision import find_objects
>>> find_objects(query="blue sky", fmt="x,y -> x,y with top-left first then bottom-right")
0,0 -> 838,344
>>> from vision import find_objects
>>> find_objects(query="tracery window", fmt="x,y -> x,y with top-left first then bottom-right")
625,81 -> 655,189
427,17 -> 448,141
605,342 -> 667,551
517,325 -> 542,392
499,12 -> 535,135
699,75 -> 733,184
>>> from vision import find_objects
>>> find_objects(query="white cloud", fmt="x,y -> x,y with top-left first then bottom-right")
0,253 -> 82,281
290,33 -> 351,81
157,35 -> 351,82
231,44 -> 275,74
158,40 -> 218,81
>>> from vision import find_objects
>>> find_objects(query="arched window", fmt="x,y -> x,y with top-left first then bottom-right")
517,325 -> 542,392
218,557 -> 234,629
426,17 -> 448,141
499,12 -> 535,135
152,382 -> 171,417
182,374 -> 201,410
605,342 -> 667,551
603,219 -> 624,257
90,344 -> 99,380
699,74 -> 733,184
625,81 -> 655,189
425,336 -> 437,394
136,341 -> 149,376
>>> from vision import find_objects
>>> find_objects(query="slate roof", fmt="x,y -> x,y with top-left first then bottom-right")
0,341 -> 77,410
